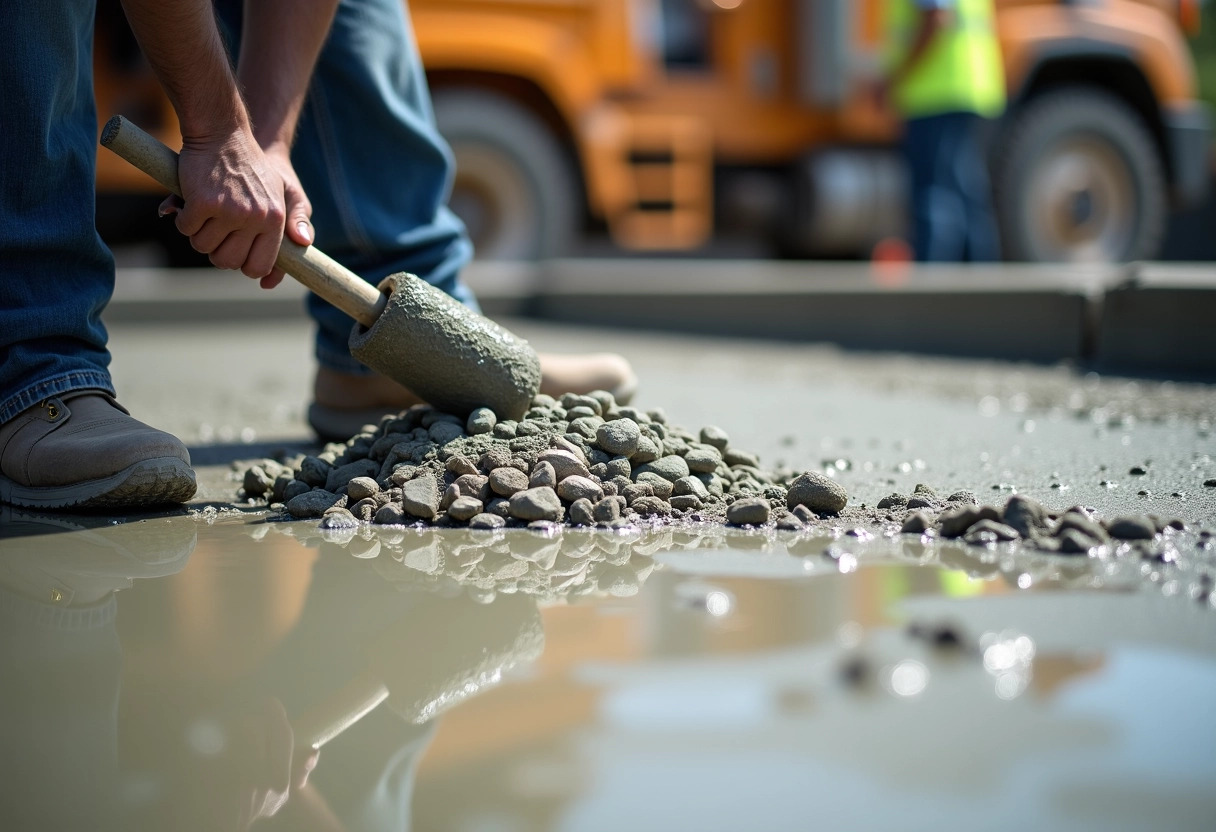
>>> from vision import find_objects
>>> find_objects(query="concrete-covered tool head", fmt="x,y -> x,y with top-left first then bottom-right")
349,273 -> 541,420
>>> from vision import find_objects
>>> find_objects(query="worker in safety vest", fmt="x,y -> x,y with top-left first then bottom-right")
877,0 -> 1006,262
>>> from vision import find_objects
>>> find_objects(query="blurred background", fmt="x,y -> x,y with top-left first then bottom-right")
93,0 -> 1215,266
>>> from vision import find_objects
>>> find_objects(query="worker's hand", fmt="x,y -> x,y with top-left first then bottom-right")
258,145 -> 315,290
159,127 -> 287,280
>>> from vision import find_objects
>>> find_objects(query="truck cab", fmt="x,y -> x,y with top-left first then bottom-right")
93,0 -> 1212,263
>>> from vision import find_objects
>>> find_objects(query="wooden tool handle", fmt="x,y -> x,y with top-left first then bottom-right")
291,670 -> 390,750
100,115 -> 385,328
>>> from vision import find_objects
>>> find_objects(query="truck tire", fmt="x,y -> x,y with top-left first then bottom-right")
994,86 -> 1166,263
432,88 -> 579,260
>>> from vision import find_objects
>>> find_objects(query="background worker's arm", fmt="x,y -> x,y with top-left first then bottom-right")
236,0 -> 342,288
120,0 -> 287,281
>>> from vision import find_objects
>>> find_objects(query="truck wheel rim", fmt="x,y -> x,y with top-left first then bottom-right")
449,144 -> 539,261
1028,136 -> 1135,262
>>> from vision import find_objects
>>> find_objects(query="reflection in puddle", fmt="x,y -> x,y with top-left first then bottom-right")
0,510 -> 1213,830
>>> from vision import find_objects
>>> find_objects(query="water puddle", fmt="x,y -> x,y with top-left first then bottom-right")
1,509 -> 1214,830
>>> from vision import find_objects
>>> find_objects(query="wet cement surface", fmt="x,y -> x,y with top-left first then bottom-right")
2,318 -> 1215,829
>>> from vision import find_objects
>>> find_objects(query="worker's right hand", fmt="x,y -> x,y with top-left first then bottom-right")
257,145 -> 315,290
161,127 -> 287,280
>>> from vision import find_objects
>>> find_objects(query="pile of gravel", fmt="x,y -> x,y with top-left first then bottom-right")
239,390 -> 849,530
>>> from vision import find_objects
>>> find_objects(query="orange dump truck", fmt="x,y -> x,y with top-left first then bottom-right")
94,0 -> 1212,262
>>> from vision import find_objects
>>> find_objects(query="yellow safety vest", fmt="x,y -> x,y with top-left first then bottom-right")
885,0 -> 1007,119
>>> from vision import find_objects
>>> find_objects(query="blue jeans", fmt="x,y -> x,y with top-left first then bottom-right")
0,0 -> 477,425
903,111 -> 1002,263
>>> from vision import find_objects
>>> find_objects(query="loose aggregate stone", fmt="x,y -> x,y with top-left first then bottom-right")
240,394 -> 1193,560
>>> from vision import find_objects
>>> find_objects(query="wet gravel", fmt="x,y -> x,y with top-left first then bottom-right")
240,390 -> 820,530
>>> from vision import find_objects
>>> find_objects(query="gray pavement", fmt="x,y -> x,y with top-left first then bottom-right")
105,314 -> 1216,528
107,259 -> 1216,372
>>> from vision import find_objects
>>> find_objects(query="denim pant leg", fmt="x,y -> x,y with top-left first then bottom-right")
0,0 -> 117,425
948,114 -> 1002,263
296,0 -> 477,374
904,114 -> 966,262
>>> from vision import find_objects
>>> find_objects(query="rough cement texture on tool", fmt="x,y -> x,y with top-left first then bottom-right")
349,273 -> 541,420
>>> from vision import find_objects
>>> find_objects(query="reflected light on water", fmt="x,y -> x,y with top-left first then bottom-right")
982,631 -> 1036,700
705,590 -> 733,617
889,660 -> 929,697
185,718 -> 226,756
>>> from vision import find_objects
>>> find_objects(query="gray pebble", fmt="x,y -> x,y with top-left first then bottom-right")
670,495 -> 703,511
346,476 -> 380,501
727,497 -> 770,526
1056,511 -> 1109,543
791,504 -> 818,523
445,455 -> 479,477
282,479 -> 311,503
401,474 -> 439,520
631,496 -> 671,518
1003,495 -> 1049,539
965,519 -> 1020,541
465,407 -> 497,435
535,449 -> 591,482
286,489 -> 343,519
486,497 -> 512,518
596,419 -> 641,457
593,497 -> 622,524
469,512 -> 506,530
876,493 -> 907,510
530,461 -> 558,489
786,472 -> 848,516
490,466 -> 530,497
550,434 -> 589,463
319,508 -> 359,530
557,475 -> 605,504
447,496 -> 484,523
325,458 -> 379,492
298,455 -> 332,487
633,455 -> 690,483
449,473 -> 490,502
673,475 -> 710,501
724,448 -> 761,469
938,506 -> 980,538
685,447 -> 722,474
635,472 -> 674,499
700,425 -> 729,451
568,498 -> 596,527
776,514 -> 804,531
428,421 -> 465,445
492,420 -> 517,439
373,503 -> 407,525
242,465 -> 274,498
567,416 -> 603,440
509,486 -> 563,522
1058,528 -> 1101,554
1106,516 -> 1157,540
630,434 -> 661,464
901,511 -> 932,534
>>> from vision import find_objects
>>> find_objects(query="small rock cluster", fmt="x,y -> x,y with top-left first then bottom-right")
884,486 -> 1183,555
240,391 -> 850,530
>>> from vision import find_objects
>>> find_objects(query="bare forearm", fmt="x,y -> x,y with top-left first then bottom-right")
238,0 -> 340,153
120,0 -> 248,141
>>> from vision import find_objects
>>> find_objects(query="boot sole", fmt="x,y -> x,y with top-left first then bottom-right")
0,457 -> 197,511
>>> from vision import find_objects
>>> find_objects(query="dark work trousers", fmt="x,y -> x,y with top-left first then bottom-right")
903,111 -> 1002,263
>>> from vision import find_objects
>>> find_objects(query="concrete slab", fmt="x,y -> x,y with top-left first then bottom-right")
1095,263 -> 1216,376
531,260 -> 1113,363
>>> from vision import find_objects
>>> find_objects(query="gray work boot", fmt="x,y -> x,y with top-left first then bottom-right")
0,391 -> 196,510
